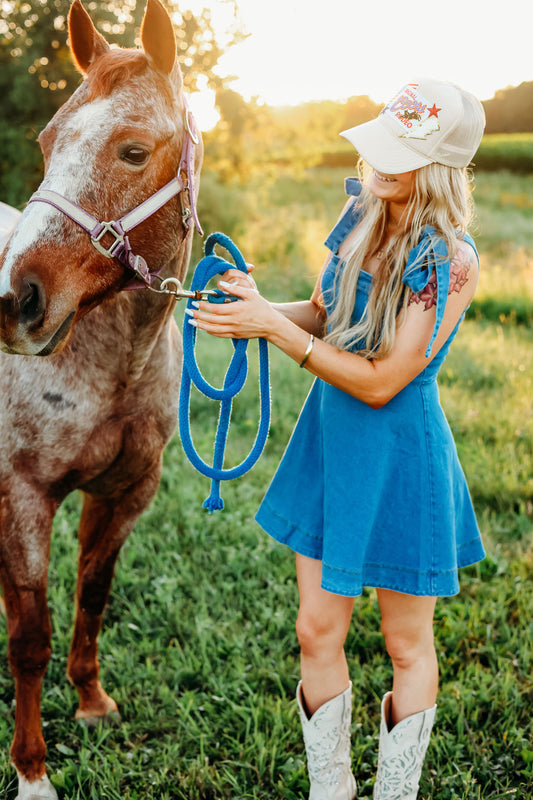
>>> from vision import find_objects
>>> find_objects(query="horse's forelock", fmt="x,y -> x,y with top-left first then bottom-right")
85,48 -> 178,106
86,49 -> 149,100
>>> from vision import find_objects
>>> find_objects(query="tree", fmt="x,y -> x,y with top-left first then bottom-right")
0,0 -> 244,206
482,81 -> 533,133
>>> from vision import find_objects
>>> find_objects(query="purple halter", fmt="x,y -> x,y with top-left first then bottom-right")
27,97 -> 203,291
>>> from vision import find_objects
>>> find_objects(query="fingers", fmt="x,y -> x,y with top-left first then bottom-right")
218,281 -> 254,301
218,268 -> 257,292
185,285 -> 268,340
185,305 -> 248,338
187,318 -> 240,338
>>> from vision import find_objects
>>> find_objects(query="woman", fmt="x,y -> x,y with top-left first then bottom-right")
187,79 -> 486,799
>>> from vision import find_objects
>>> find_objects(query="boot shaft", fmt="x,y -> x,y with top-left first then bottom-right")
373,692 -> 436,800
297,682 -> 357,800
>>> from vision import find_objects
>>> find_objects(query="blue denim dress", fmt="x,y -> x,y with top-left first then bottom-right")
255,178 -> 485,597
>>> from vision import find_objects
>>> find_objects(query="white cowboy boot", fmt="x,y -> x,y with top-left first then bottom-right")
297,681 -> 357,800
373,692 -> 436,800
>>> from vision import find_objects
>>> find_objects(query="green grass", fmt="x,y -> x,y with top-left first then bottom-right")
0,169 -> 532,799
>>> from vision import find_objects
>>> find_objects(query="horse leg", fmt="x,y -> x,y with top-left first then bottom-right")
0,486 -> 58,800
67,465 -> 162,724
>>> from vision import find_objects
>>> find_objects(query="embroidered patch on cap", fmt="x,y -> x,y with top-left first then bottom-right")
382,83 -> 442,141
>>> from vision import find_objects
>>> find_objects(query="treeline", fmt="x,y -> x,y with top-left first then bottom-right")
0,0 -> 244,207
1,0 -> 532,208
483,81 -> 533,133
203,91 -> 384,181
204,87 -> 533,182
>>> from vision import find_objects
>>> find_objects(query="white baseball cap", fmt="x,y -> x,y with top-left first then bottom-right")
340,79 -> 485,173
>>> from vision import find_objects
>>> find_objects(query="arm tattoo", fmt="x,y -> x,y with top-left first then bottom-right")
408,245 -> 474,310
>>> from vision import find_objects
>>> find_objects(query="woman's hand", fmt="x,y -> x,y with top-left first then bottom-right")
186,270 -> 282,341
218,265 -> 258,293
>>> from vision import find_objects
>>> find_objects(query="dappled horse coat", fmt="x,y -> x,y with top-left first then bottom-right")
0,1 -> 202,798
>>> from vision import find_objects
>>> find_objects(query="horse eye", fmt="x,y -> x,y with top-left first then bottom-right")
120,145 -> 151,165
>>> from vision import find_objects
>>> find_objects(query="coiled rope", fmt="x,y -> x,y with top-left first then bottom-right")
178,232 -> 271,512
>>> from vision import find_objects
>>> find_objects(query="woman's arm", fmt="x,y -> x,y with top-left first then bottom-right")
191,241 -> 478,409
218,251 -> 331,337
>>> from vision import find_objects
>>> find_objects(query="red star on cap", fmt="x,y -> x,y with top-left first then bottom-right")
428,103 -> 441,118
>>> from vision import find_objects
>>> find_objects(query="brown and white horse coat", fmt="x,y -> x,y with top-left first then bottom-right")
0,1 -> 202,798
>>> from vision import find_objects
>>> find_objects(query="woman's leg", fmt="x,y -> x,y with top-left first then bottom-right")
373,589 -> 438,800
295,554 -> 357,800
376,589 -> 438,726
295,553 -> 355,714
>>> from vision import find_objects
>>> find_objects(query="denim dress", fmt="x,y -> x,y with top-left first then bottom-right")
255,178 -> 485,597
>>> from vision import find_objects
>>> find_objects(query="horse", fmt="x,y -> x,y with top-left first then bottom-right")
0,1 -> 203,797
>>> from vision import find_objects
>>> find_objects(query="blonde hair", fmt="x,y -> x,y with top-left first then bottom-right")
324,160 -> 474,359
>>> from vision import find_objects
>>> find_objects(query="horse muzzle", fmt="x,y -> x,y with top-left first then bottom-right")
0,275 -> 74,356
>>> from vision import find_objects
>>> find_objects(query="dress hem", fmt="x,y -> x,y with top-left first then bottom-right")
255,503 -> 486,599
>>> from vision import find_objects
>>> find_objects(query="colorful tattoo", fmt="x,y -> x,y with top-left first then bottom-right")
409,245 -> 474,310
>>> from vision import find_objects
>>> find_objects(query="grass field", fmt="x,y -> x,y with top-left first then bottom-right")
0,169 -> 532,799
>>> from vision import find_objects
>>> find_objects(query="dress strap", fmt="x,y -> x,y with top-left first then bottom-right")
324,178 -> 363,254
344,177 -> 362,196
402,227 -> 479,358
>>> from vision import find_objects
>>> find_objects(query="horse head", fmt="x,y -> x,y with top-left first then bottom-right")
0,0 -> 202,357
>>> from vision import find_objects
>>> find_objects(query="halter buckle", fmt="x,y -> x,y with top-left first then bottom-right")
90,220 -> 125,259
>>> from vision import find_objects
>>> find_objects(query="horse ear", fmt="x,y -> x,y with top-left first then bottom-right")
141,0 -> 177,76
68,0 -> 110,74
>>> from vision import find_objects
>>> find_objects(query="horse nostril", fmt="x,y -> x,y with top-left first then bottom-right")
20,281 -> 45,326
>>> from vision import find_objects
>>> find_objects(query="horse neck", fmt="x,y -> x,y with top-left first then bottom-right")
74,243 -> 190,384
117,289 -> 174,383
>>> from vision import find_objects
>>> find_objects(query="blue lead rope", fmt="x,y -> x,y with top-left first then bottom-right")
178,232 -> 271,512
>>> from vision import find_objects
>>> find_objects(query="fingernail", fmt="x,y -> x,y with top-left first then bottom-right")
184,308 -> 194,317
219,280 -> 232,288
187,318 -> 198,327
191,301 -> 200,308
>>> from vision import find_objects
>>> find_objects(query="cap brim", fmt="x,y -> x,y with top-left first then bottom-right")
340,118 -> 434,173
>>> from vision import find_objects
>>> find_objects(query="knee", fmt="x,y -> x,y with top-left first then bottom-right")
7,591 -> 52,678
78,553 -> 119,617
9,625 -> 51,678
296,608 -> 346,657
78,575 -> 109,618
381,623 -> 434,670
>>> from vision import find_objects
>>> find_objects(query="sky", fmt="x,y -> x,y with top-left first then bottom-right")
185,0 -> 533,129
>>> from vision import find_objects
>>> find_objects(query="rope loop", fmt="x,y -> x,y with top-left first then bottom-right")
178,232 -> 271,512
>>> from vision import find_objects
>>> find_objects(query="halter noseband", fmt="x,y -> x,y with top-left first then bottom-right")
27,98 -> 203,291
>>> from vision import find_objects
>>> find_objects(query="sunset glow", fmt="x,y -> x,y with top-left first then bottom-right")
185,0 -> 532,130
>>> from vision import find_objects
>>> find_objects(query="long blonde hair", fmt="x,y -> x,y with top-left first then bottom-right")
324,160 -> 474,359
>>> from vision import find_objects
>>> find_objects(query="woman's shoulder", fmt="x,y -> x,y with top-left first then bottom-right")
407,234 -> 479,310
448,236 -> 479,292
455,233 -> 479,266
402,229 -> 479,293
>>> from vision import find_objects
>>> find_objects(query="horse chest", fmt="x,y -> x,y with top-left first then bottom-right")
0,354 -> 177,489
